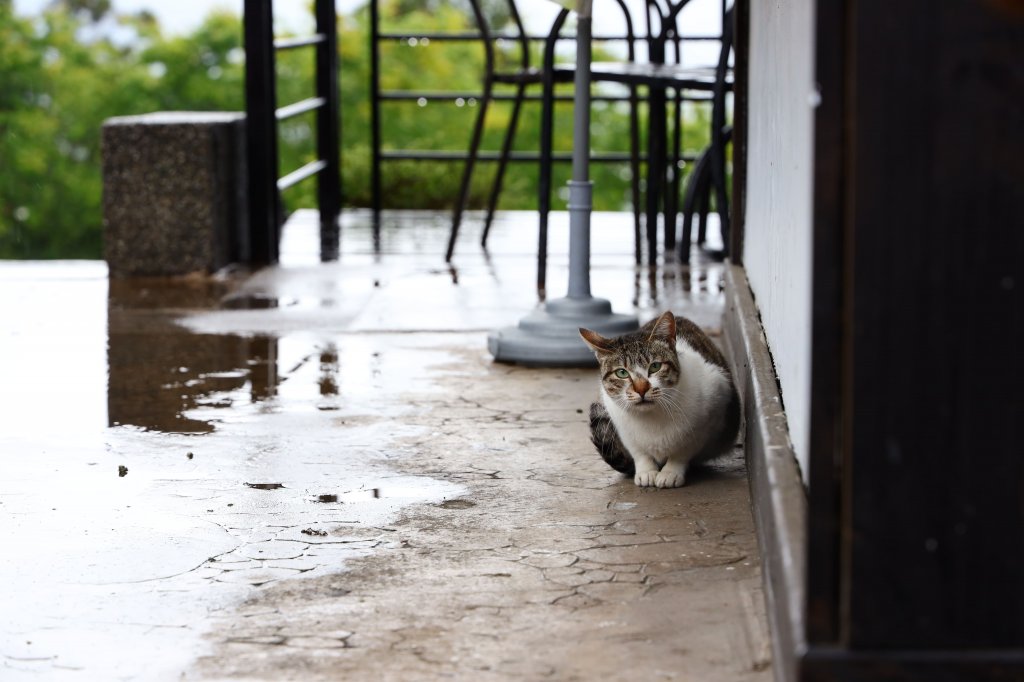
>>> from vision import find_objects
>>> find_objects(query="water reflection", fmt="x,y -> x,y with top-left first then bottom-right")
312,487 -> 441,503
631,257 -> 725,310
319,345 -> 339,397
107,279 -> 282,433
107,331 -> 279,433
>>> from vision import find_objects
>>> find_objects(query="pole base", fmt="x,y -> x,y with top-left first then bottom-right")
488,296 -> 638,367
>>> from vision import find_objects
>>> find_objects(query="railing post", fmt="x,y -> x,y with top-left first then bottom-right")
243,0 -> 281,265
369,0 -> 382,241
315,0 -> 341,261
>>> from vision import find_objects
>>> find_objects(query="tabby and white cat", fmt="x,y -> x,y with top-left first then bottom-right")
580,311 -> 740,488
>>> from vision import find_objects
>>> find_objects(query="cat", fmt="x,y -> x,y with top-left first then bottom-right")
580,311 -> 740,488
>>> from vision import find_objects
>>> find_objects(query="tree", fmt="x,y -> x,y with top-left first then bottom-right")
0,0 -> 709,259
0,5 -> 245,257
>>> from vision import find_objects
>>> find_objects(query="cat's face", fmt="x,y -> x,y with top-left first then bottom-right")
580,312 -> 681,412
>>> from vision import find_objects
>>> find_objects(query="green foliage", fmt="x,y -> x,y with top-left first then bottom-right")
340,0 -> 713,214
0,4 -> 245,258
0,0 -> 717,259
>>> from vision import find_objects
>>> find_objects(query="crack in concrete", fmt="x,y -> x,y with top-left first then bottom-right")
190,332 -> 770,681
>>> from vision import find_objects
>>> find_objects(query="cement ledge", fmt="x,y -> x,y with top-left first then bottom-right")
723,263 -> 808,682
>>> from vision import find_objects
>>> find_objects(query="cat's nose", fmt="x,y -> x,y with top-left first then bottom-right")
633,378 -> 651,397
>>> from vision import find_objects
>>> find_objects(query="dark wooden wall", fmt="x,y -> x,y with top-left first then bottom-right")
805,0 -> 1024,678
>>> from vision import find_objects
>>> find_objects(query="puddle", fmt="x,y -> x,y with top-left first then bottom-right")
246,482 -> 441,497
312,487 -> 449,504
221,293 -> 291,309
336,488 -> 385,502
438,499 -> 476,510
106,330 -> 356,434
108,332 -> 280,433
1,263 -> 468,680
301,528 -> 328,537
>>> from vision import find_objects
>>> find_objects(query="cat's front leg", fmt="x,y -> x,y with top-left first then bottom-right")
633,455 -> 660,487
655,461 -> 688,488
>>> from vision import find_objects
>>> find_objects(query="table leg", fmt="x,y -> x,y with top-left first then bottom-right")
487,9 -> 638,366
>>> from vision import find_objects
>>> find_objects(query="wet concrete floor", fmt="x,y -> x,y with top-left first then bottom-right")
0,210 -> 770,680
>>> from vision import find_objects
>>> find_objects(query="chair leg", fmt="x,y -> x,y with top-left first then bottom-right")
537,74 -> 556,297
697,154 -> 710,246
481,82 -> 527,249
537,8 -> 570,297
645,86 -> 668,267
664,88 -> 683,252
709,140 -> 729,253
696,170 -> 711,247
628,84 -> 642,266
710,83 -> 731,255
679,145 -> 711,261
446,80 -> 493,263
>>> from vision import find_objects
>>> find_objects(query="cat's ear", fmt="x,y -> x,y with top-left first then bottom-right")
648,311 -> 677,343
579,327 -> 614,355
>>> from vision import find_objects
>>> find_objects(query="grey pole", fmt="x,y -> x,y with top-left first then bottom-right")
488,2 -> 638,366
567,4 -> 592,300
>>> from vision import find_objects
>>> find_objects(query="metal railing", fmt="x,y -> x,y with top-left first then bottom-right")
244,0 -> 341,264
368,0 -> 723,240
371,3 -> 655,228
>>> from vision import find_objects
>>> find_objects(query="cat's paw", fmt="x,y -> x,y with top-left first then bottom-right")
634,470 -> 658,487
655,468 -> 686,488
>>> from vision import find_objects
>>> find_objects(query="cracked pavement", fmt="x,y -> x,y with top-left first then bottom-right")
1,211 -> 770,680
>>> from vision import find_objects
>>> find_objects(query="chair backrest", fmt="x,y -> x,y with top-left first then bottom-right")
711,6 -> 734,141
716,4 -> 735,73
465,0 -> 497,79
465,0 -> 535,75
509,1 -> 533,70
645,0 -> 733,71
642,0 -> 692,63
543,0 -> 644,68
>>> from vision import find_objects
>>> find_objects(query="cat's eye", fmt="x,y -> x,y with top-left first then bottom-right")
614,368 -> 630,379
648,362 -> 663,374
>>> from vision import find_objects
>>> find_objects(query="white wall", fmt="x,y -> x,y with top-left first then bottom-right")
742,0 -> 815,483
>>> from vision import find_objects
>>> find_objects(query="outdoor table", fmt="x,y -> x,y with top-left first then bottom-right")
487,0 -> 639,365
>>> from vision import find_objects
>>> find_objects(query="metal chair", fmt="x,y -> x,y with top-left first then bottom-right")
536,2 -> 646,296
676,5 -> 734,259
680,124 -> 733,258
447,0 -> 644,297
444,0 -> 575,264
539,1 -> 734,267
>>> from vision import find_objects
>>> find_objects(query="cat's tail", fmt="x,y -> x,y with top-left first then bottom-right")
589,402 -> 635,477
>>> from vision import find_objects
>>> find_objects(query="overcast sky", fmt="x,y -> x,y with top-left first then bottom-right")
12,0 -> 721,38
12,0 -> 315,34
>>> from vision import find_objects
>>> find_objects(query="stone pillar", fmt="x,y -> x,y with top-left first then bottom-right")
102,112 -> 248,277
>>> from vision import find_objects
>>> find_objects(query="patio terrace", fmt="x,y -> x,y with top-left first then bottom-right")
0,210 -> 771,680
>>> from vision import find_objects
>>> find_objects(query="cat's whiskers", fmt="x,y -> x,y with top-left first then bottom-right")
657,388 -> 692,427
623,390 -> 658,410
642,390 -> 664,408
613,393 -> 633,411
660,386 -> 684,410
654,395 -> 679,415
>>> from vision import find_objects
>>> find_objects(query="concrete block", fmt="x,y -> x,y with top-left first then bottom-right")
102,112 -> 248,277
